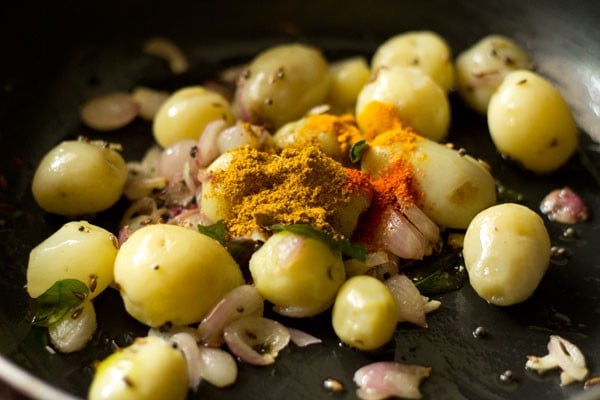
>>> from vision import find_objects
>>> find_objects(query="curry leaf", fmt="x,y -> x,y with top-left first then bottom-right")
414,266 -> 467,295
269,223 -> 366,261
30,279 -> 89,327
197,220 -> 228,245
349,139 -> 369,163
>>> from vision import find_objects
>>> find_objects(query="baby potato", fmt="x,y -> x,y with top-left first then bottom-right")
31,140 -> 127,216
356,66 -> 450,141
153,86 -> 235,148
233,43 -> 330,130
372,31 -> 455,92
88,336 -> 188,400
463,203 -> 551,306
455,35 -> 532,114
332,275 -> 397,350
326,56 -> 371,113
487,70 -> 578,173
200,151 -> 236,224
249,231 -> 346,317
273,117 -> 345,162
114,224 -> 244,327
27,221 -> 118,299
361,132 -> 496,229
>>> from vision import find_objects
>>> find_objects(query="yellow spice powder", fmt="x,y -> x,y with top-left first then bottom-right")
207,145 -> 358,238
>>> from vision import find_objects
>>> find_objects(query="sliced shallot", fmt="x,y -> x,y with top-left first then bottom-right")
401,203 -> 440,245
131,86 -> 170,120
223,316 -> 290,366
287,327 -> 322,347
158,139 -> 198,179
372,207 -> 429,260
354,361 -> 432,400
143,37 -> 189,74
525,335 -> 589,385
385,274 -> 427,328
540,187 -> 589,224
196,119 -> 227,167
80,92 -> 139,131
170,332 -> 203,389
198,285 -> 264,347
198,347 -> 238,388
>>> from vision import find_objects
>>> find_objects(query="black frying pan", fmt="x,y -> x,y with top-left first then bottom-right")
1,1 -> 599,399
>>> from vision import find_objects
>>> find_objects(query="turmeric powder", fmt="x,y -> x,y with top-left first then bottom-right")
206,145 -> 370,238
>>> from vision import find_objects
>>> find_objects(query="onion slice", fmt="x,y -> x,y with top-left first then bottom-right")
525,335 -> 589,385
170,332 -> 203,389
198,285 -> 264,347
354,361 -> 431,400
198,347 -> 238,388
223,316 -> 290,366
287,327 -> 322,347
196,120 -> 227,168
372,207 -> 429,260
132,86 -> 170,120
385,274 -> 427,328
540,187 -> 589,224
80,92 -> 139,131
401,203 -> 440,245
143,37 -> 189,74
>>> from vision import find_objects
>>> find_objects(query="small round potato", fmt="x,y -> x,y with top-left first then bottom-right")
233,43 -> 330,130
31,140 -> 127,216
200,151 -> 237,224
487,70 -> 578,173
249,231 -> 346,317
332,275 -> 397,350
153,86 -> 235,148
273,117 -> 345,162
361,132 -> 496,229
455,35 -> 532,114
326,56 -> 371,113
372,31 -> 455,92
88,336 -> 188,400
463,203 -> 551,306
27,221 -> 118,299
356,66 -> 450,141
114,224 -> 244,326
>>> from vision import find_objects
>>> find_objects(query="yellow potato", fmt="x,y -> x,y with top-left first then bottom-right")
27,221 -> 118,299
88,336 -> 187,400
487,70 -> 578,173
200,151 -> 236,224
31,140 -> 127,216
273,117 -> 344,162
361,132 -> 496,229
356,66 -> 450,141
455,35 -> 532,114
153,86 -> 234,148
372,31 -> 454,92
249,231 -> 345,317
326,56 -> 371,113
332,275 -> 397,350
114,224 -> 244,326
463,203 -> 551,306
233,43 -> 330,129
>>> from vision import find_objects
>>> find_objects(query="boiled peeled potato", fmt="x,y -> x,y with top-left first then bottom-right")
361,131 -> 496,229
356,65 -> 450,141
455,35 -> 532,114
27,221 -> 118,299
372,30 -> 455,92
487,70 -> 578,173
114,224 -> 244,327
463,203 -> 551,306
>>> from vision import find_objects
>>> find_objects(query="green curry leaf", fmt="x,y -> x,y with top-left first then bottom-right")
30,279 -> 89,327
349,139 -> 369,163
197,220 -> 228,245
